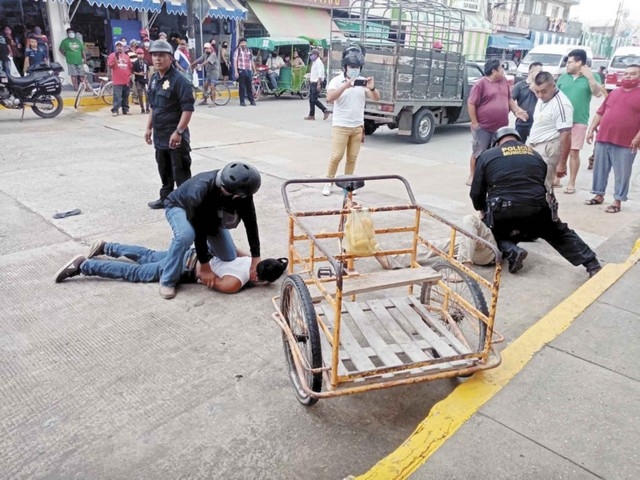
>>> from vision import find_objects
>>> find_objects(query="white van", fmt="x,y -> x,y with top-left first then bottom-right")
517,44 -> 593,78
605,46 -> 640,91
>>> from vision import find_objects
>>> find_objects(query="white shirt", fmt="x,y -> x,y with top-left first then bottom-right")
528,89 -> 573,144
309,57 -> 325,82
267,55 -> 285,75
210,256 -> 251,286
327,73 -> 367,128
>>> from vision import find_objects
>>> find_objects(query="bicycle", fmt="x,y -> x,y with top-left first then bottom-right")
201,80 -> 231,106
74,72 -> 114,108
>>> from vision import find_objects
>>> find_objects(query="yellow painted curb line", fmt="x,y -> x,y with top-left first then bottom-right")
356,242 -> 640,480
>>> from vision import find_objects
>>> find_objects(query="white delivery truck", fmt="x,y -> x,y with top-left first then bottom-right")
605,46 -> 640,91
517,44 -> 593,78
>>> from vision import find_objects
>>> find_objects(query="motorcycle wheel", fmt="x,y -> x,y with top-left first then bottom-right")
31,94 -> 63,119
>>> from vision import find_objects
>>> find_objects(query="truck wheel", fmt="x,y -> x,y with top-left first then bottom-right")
411,109 -> 435,144
364,120 -> 378,135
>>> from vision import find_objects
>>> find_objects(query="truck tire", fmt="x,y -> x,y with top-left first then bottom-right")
411,109 -> 435,144
364,120 -> 378,135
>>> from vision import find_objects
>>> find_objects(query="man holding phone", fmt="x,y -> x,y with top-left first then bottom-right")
322,44 -> 380,196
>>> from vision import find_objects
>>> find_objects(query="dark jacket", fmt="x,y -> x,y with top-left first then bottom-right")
470,140 -> 548,212
165,170 -> 260,263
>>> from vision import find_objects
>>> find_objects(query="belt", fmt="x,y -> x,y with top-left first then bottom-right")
529,137 -> 560,148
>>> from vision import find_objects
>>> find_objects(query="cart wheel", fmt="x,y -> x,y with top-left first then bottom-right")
420,259 -> 488,353
280,274 -> 323,406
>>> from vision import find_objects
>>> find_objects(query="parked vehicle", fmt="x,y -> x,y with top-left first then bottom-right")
516,44 -> 593,78
0,61 -> 64,119
246,36 -> 310,100
605,46 -> 640,91
329,0 -> 474,144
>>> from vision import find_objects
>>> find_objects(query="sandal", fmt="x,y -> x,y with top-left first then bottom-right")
563,186 -> 576,194
605,204 -> 621,213
585,197 -> 604,205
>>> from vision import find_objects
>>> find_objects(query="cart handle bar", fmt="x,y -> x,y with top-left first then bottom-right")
280,175 -> 417,214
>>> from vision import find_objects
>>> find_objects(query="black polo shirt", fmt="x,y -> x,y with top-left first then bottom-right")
148,65 -> 195,149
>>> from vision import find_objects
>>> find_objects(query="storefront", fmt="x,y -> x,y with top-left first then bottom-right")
486,34 -> 534,62
244,0 -> 348,41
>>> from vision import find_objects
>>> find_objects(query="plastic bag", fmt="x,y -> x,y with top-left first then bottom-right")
343,208 -> 379,256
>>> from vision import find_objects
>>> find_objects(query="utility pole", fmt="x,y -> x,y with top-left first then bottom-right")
612,0 -> 624,38
187,0 -> 196,59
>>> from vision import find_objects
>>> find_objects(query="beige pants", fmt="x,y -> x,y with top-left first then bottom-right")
529,138 -> 561,191
327,126 -> 363,178
378,214 -> 496,269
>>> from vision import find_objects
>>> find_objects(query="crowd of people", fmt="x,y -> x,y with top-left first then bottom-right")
53,43 -> 640,298
0,24 -> 50,75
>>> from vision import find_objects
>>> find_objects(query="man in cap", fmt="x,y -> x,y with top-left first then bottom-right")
190,42 -> 219,106
305,48 -> 330,121
145,39 -> 195,210
107,40 -> 133,116
470,127 -> 602,277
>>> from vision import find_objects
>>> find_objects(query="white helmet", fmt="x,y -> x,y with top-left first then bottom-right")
204,42 -> 212,49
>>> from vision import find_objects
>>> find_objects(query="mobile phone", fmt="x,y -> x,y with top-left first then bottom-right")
353,78 -> 367,87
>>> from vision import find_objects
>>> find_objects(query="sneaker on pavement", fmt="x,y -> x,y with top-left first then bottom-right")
507,248 -> 528,274
55,255 -> 86,283
88,240 -> 106,258
304,115 -> 315,120
112,112 -> 118,117
322,183 -> 332,196
198,99 -> 208,105
159,285 -> 176,299
585,259 -> 602,278
323,111 -> 330,120
147,199 -> 165,209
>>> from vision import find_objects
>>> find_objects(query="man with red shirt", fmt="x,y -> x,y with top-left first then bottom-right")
467,59 -> 528,185
585,64 -> 640,213
108,40 -> 133,116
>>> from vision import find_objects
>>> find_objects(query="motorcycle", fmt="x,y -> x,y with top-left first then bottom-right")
0,62 -> 64,120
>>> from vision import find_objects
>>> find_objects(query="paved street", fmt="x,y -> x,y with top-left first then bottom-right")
1,96 -> 639,479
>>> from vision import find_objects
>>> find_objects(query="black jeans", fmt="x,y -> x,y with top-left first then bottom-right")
491,205 -> 596,267
135,82 -> 149,111
237,69 -> 254,104
515,124 -> 532,144
309,82 -> 326,117
112,84 -> 130,113
155,145 -> 192,200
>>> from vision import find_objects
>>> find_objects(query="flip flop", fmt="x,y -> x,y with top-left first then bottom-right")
605,204 -> 621,213
585,197 -> 604,205
563,187 -> 576,194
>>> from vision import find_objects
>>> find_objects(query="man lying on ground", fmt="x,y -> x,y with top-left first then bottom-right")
55,240 -> 288,294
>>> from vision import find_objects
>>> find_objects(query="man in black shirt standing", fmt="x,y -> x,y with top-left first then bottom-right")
470,127 -> 601,277
511,61 -> 542,144
145,40 -> 195,210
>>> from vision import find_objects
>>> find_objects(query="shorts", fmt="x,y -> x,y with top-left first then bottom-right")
571,123 -> 588,150
471,127 -> 494,158
68,64 -> 85,77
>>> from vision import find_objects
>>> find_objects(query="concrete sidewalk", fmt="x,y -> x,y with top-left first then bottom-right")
357,244 -> 640,479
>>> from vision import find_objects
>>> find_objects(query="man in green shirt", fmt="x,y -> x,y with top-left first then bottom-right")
556,48 -> 602,194
58,27 -> 86,91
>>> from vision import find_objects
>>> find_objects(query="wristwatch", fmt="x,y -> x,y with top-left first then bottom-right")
175,127 -> 185,135
369,86 -> 376,92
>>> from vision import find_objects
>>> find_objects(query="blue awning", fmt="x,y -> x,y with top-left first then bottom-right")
166,0 -> 247,20
86,0 -> 164,12
487,34 -> 533,51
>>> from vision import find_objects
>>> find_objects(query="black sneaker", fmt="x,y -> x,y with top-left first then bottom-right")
240,102 -> 247,107
147,199 -> 165,209
55,255 -> 86,283
88,240 -> 106,258
585,259 -> 602,278
507,247 -> 528,274
250,101 -> 257,106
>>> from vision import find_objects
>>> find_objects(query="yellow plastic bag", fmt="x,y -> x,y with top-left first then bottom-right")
344,208 -> 379,256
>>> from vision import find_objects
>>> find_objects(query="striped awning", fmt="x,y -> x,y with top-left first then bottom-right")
464,30 -> 489,62
529,31 -> 581,47
165,0 -> 247,20
464,13 -> 492,33
86,0 -> 163,11
488,34 -> 533,50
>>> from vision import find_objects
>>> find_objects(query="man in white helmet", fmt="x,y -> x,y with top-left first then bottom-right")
190,42 -> 219,106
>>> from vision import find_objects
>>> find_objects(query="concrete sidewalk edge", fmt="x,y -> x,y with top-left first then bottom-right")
64,88 -> 239,109
350,239 -> 640,480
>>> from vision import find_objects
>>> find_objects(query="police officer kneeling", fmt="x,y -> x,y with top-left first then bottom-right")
470,127 -> 602,277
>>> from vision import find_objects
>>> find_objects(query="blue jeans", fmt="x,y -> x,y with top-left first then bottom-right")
161,207 -> 196,287
237,69 -> 254,104
592,142 -> 637,202
80,243 -> 173,282
112,84 -> 130,114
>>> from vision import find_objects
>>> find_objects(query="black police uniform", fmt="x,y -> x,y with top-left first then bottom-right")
148,64 -> 195,201
470,139 -> 600,274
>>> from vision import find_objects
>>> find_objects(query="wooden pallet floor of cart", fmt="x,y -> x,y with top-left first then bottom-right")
315,296 -> 479,384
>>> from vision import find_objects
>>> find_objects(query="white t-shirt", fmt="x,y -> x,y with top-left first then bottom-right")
210,256 -> 251,286
528,89 -> 573,144
327,73 -> 366,128
310,58 -> 325,82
